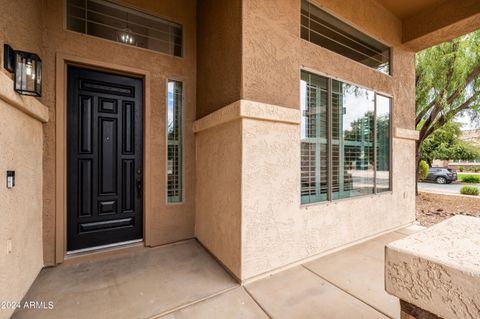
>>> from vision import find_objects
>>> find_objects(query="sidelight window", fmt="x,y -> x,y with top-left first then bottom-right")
167,80 -> 183,203
301,70 -> 391,205
301,0 -> 391,75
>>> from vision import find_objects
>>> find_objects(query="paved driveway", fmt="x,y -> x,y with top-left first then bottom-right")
418,182 -> 480,194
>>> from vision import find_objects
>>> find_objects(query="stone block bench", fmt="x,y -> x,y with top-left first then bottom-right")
385,216 -> 480,319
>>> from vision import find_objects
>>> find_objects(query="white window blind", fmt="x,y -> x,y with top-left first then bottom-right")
167,80 -> 183,203
301,70 -> 391,204
67,0 -> 183,57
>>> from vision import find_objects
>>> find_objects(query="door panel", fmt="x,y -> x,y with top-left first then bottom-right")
67,66 -> 143,251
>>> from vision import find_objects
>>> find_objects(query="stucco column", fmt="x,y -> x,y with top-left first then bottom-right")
194,100 -> 300,280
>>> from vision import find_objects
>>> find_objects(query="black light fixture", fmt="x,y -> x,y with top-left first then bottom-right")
3,44 -> 42,97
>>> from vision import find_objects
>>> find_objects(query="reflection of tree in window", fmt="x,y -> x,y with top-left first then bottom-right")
332,81 -> 375,199
300,70 -> 391,204
375,95 -> 391,192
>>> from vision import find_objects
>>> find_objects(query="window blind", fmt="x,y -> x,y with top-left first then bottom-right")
167,80 -> 183,203
301,0 -> 390,75
67,0 -> 183,57
301,70 -> 391,204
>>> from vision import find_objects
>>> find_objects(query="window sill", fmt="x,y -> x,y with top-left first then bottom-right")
300,190 -> 393,209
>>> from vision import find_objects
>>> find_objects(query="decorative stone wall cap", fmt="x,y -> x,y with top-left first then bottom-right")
0,71 -> 49,123
385,216 -> 480,319
388,215 -> 480,272
193,99 -> 300,133
394,127 -> 419,140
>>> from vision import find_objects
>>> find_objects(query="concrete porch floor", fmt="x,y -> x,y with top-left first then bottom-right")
11,225 -> 424,319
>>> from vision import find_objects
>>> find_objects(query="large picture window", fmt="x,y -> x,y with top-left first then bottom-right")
167,80 -> 183,203
301,70 -> 391,205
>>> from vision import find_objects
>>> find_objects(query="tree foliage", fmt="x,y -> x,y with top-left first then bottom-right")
415,30 -> 480,178
420,122 -> 480,165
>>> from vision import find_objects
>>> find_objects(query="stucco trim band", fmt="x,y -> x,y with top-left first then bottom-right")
0,72 -> 49,123
394,128 -> 419,140
193,99 -> 300,133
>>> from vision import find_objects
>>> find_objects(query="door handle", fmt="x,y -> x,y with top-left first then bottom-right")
136,178 -> 143,198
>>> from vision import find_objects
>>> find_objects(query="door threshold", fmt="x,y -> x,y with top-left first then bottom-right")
63,239 -> 144,264
67,239 -> 143,255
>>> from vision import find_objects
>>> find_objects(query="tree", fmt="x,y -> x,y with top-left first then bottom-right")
420,121 -> 480,166
416,30 -> 480,181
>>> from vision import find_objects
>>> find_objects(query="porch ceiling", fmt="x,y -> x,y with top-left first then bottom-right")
393,0 -> 480,51
376,0 -> 445,19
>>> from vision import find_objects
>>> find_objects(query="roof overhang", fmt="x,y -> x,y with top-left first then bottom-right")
377,0 -> 480,51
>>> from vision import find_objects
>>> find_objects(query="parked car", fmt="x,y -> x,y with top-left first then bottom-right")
426,167 -> 457,184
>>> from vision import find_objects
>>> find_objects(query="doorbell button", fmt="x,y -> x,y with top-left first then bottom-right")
6,171 -> 15,189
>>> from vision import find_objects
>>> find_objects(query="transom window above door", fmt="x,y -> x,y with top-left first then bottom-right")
66,0 -> 183,57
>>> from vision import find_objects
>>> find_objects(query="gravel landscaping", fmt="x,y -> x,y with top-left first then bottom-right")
416,192 -> 480,227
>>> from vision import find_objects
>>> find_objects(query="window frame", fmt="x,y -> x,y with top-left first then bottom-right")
374,93 -> 393,194
165,78 -> 185,205
300,0 -> 392,76
64,0 -> 184,58
300,68 -> 393,206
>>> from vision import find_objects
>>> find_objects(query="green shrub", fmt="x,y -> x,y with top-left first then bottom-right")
460,186 -> 479,196
474,167 -> 480,173
419,160 -> 429,180
460,174 -> 480,183
459,166 -> 465,172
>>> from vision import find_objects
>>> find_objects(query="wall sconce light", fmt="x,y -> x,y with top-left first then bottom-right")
3,44 -> 42,97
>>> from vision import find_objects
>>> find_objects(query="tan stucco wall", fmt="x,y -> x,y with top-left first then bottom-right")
195,0 -> 417,280
0,75 -> 48,319
0,1 -> 47,317
241,108 -> 416,278
241,0 -> 404,111
40,0 -> 197,264
194,100 -> 300,278
0,0 -> 44,79
196,0 -> 242,119
195,119 -> 243,278
238,0 -> 416,278
195,99 -> 416,279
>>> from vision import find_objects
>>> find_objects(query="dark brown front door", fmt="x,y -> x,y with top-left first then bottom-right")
67,66 -> 143,251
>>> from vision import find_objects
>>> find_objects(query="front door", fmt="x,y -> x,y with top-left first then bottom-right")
67,66 -> 143,251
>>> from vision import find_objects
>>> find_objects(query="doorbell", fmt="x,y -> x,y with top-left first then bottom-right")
6,171 -> 15,189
